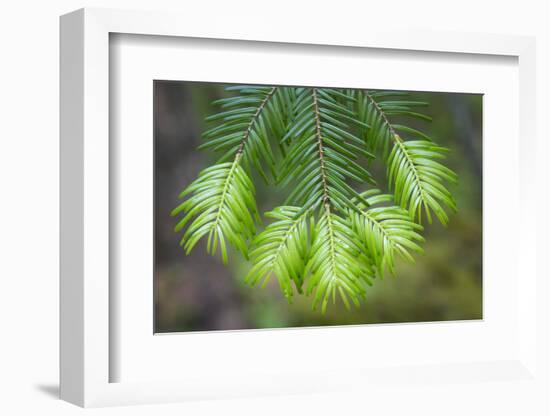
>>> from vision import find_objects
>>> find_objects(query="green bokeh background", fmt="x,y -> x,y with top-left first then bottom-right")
154,81 -> 482,332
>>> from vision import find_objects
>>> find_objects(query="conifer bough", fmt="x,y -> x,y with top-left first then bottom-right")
171,85 -> 457,313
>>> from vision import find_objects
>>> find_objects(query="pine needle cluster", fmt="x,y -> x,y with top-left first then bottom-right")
171,85 -> 457,312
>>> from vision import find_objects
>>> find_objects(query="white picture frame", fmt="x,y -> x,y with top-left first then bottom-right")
60,7 -> 541,408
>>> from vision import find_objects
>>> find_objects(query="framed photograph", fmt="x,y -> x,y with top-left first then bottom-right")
60,8 -> 541,409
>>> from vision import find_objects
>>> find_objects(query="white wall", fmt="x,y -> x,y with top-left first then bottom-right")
1,1 -> 548,415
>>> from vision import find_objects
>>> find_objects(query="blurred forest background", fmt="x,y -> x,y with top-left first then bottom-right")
154,81 -> 482,333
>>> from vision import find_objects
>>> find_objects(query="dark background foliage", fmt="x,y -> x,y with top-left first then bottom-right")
154,81 -> 482,332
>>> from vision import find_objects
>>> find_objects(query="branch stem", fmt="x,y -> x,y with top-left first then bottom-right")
312,88 -> 337,288
312,88 -> 331,209
236,87 -> 277,159
363,91 -> 398,138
